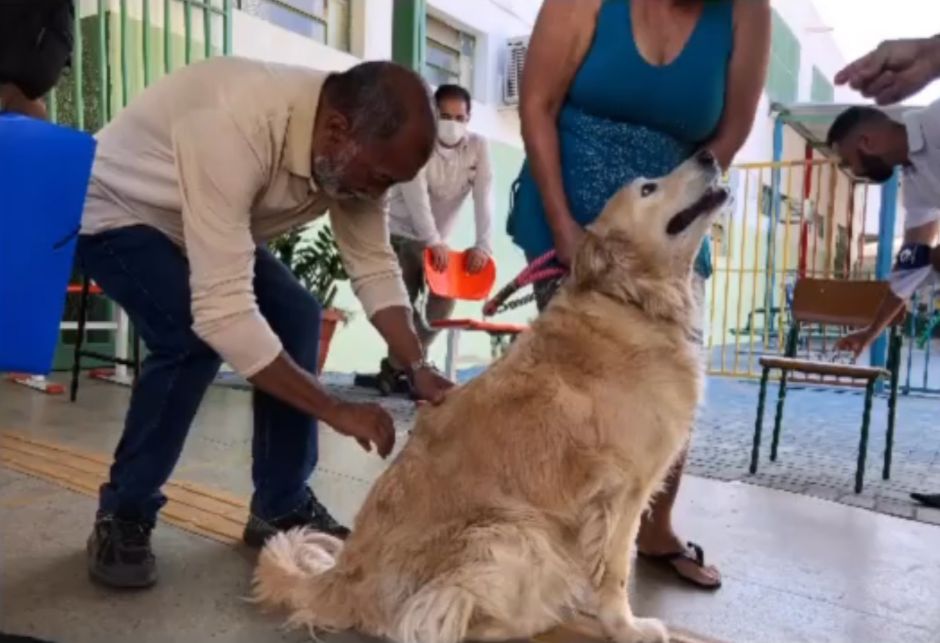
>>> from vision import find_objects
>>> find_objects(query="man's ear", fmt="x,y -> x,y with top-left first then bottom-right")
324,111 -> 352,144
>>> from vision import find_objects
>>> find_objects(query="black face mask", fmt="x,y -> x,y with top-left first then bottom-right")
858,151 -> 895,184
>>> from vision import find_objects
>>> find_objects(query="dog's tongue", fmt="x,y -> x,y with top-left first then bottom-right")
666,188 -> 728,235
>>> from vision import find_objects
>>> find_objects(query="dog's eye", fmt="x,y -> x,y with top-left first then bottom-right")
641,183 -> 657,197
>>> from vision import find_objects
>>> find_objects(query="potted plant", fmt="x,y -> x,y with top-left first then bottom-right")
270,224 -> 349,374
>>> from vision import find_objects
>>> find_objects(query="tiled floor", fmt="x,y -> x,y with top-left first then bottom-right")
2,377 -> 940,643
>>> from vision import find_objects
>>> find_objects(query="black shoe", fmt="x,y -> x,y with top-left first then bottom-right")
86,514 -> 157,589
375,358 -> 412,397
243,488 -> 350,548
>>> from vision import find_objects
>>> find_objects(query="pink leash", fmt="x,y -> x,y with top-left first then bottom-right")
482,250 -> 568,316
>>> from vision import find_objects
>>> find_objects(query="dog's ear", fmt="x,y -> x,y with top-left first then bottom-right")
572,230 -> 639,294
572,230 -> 619,289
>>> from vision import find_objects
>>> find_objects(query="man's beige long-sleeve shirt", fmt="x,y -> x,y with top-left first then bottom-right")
80,56 -> 408,377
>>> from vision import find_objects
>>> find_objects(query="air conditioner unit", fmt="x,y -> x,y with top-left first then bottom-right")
502,36 -> 529,106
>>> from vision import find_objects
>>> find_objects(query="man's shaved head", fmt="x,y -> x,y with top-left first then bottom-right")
826,105 -> 908,184
312,61 -> 436,201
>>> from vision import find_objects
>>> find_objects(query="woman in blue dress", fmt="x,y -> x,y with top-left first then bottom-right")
510,0 -> 771,588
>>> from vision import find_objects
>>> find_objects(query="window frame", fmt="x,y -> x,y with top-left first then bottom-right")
237,0 -> 349,51
424,13 -> 476,91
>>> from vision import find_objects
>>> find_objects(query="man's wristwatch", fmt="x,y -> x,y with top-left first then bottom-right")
407,359 -> 437,376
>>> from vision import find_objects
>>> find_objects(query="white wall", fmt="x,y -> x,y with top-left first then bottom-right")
232,11 -> 359,70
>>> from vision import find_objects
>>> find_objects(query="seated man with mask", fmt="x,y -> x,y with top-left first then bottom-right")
377,84 -> 494,393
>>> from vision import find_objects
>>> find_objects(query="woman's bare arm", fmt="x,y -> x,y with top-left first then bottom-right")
706,0 -> 772,169
519,0 -> 600,264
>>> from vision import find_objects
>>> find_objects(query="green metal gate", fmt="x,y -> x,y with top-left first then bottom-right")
48,0 -> 233,370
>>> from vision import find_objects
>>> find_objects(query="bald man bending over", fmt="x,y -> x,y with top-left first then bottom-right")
78,57 -> 452,589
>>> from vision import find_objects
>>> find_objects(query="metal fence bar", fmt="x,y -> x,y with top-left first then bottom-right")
143,0 -> 153,86
164,0 -> 172,74
120,0 -> 129,108
717,191 -> 734,371
708,159 -> 882,380
48,88 -> 58,123
98,0 -> 109,123
204,0 -> 213,58
184,0 -> 193,64
223,0 -> 233,54
746,167 -> 765,374
72,3 -> 84,130
777,163 -> 796,352
731,169 -> 752,374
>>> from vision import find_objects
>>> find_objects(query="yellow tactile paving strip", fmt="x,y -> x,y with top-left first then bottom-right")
0,430 -> 248,545
0,430 -> 718,643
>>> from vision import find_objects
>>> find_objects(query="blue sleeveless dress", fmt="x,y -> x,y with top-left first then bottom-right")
508,0 -> 734,278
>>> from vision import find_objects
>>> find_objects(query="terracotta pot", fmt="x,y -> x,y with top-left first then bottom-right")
317,308 -> 346,374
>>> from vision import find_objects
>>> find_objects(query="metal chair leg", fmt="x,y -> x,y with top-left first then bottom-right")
883,336 -> 901,480
770,370 -> 789,462
443,329 -> 460,381
132,326 -> 142,380
750,367 -> 771,475
69,276 -> 91,402
856,379 -> 876,494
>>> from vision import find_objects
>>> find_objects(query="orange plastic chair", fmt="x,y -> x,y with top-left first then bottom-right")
424,249 -> 528,379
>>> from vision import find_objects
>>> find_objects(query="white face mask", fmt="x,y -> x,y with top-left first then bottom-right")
437,120 -> 467,147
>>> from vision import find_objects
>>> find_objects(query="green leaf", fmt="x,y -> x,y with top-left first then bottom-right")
269,223 -> 349,305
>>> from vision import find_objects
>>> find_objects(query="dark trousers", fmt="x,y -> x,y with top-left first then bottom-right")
387,235 -> 454,366
77,225 -> 321,523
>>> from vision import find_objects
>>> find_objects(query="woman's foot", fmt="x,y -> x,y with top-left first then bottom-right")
636,531 -> 722,590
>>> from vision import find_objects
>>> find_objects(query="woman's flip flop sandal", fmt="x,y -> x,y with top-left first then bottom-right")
638,541 -> 722,590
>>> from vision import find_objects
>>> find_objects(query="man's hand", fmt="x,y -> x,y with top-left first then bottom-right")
428,243 -> 450,273
411,366 -> 454,404
326,400 -> 396,457
835,328 -> 877,358
464,247 -> 489,274
249,352 -> 395,456
835,37 -> 940,105
552,218 -> 585,267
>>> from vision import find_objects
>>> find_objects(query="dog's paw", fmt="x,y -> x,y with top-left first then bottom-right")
627,617 -> 668,643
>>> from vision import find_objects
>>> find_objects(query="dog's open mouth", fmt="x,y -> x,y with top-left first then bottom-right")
666,187 -> 729,236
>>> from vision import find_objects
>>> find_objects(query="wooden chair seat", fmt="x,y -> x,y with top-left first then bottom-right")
758,356 -> 889,381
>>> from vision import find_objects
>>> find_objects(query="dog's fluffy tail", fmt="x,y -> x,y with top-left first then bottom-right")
251,528 -> 356,634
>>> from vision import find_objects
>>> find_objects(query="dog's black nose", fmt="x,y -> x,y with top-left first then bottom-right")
696,149 -> 716,167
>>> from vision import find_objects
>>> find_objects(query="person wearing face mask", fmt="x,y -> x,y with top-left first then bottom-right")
76,57 -> 454,590
827,103 -> 940,357
378,84 -> 494,393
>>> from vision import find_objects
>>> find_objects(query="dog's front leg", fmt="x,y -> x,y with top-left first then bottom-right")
582,488 -> 668,643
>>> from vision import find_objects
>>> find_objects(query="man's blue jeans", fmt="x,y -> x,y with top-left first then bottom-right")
77,225 -> 321,524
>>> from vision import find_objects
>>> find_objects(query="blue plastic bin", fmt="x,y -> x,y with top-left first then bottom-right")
0,114 -> 97,374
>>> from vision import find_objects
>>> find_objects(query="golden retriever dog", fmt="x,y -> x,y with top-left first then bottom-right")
251,151 -> 728,643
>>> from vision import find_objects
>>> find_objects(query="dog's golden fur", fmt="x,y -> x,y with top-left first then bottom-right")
252,156 -> 726,643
